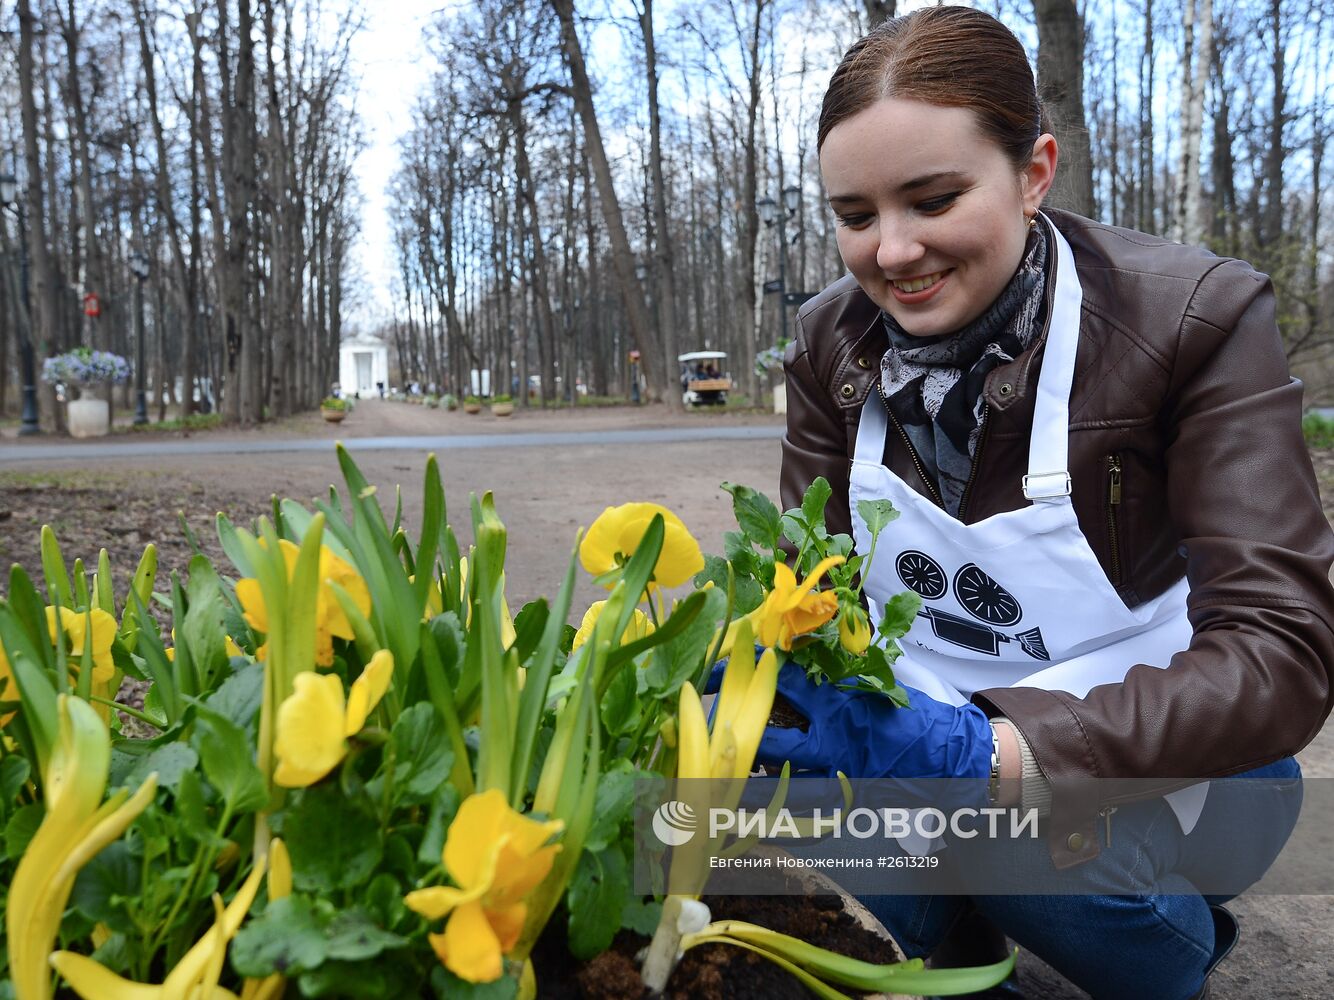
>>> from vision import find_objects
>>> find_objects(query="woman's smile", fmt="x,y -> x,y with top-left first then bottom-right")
820,97 -> 1051,337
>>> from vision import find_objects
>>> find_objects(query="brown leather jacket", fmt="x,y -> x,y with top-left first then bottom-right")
781,209 -> 1334,866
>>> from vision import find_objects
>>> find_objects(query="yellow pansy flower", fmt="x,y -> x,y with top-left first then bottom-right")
165,631 -> 244,662
235,538 -> 371,667
750,556 -> 845,650
838,605 -> 873,655
7,695 -> 157,1000
570,600 -> 655,652
273,650 -> 394,787
405,789 -> 563,983
44,606 -> 118,684
579,502 -> 704,591
51,857 -> 267,1000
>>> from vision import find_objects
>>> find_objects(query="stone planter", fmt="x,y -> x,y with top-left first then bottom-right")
67,397 -> 111,438
321,408 -> 346,423
463,401 -> 482,414
773,381 -> 787,415
491,402 -> 514,417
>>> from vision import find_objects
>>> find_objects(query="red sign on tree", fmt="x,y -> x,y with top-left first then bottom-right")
82,293 -> 101,317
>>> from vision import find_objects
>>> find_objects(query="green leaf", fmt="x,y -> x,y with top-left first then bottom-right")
621,897 -> 663,936
878,590 -> 922,641
5,803 -> 43,860
722,482 -> 783,553
323,908 -> 409,962
229,896 -> 329,977
298,957 -> 419,999
116,742 -> 198,793
40,525 -> 73,610
191,707 -> 267,815
0,752 -> 30,807
857,497 -> 900,538
431,966 -> 518,1000
71,840 -> 140,924
416,783 -> 461,866
203,661 -> 264,730
644,586 -> 727,697
802,477 -> 835,533
285,785 -> 383,892
566,846 -> 629,959
172,768 -> 221,845
582,761 -> 636,853
381,703 -> 453,806
599,662 -> 639,738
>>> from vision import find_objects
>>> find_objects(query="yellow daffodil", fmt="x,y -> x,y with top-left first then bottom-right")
405,788 -> 563,984
570,601 -> 655,652
44,606 -> 118,684
750,556 -> 845,650
51,857 -> 268,1000
235,538 -> 371,667
676,637 -> 779,784
838,605 -> 873,655
272,649 -> 394,787
7,694 -> 157,1000
579,502 -> 704,591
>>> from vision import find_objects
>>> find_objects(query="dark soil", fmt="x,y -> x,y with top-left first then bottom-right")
0,469 -> 272,595
533,888 -> 896,1000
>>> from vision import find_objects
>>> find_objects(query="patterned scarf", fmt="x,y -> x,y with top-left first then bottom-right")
879,225 -> 1048,515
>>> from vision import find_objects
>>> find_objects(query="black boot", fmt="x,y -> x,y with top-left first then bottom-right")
1189,905 -> 1239,1000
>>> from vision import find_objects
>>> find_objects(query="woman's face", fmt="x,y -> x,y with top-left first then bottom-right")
820,97 -> 1056,337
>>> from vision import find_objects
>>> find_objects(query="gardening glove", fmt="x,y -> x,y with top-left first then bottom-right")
755,662 -> 993,784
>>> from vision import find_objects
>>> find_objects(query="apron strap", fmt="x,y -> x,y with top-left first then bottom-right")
1023,217 -> 1083,502
854,386 -> 890,466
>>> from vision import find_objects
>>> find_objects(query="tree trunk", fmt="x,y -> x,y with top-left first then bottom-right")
641,0 -> 684,411
548,0 -> 662,401
1033,0 -> 1095,216
1174,0 -> 1212,245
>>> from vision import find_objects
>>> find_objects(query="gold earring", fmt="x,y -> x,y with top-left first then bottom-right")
1025,215 -> 1038,231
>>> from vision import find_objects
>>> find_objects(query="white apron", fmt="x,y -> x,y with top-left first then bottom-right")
850,220 -> 1207,837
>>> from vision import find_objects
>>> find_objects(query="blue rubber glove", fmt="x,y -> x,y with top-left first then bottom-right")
756,662 -> 993,783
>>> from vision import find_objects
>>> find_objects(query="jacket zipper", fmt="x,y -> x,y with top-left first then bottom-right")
1105,454 -> 1123,585
876,380 -> 945,509
957,408 -> 990,521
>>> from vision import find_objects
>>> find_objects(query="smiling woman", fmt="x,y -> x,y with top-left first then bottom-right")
777,5 -> 1334,999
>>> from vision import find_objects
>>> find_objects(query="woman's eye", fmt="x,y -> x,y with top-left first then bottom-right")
835,213 -> 872,229
917,192 -> 960,214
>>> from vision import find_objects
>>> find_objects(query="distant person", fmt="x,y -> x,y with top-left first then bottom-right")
376,380 -> 385,399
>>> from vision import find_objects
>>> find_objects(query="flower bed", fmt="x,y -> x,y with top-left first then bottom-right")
0,450 -> 1012,999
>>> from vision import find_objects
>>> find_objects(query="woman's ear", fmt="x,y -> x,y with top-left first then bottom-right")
1022,133 -> 1059,214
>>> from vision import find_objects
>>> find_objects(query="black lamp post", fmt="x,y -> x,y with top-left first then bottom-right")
128,250 -> 150,425
757,184 -> 803,343
1,171 -> 41,435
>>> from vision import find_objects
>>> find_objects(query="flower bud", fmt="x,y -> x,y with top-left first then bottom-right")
838,607 -> 872,655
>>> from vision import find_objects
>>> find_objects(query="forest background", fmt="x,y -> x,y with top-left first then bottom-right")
0,0 -> 1329,430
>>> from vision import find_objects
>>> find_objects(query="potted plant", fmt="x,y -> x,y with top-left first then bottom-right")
441,392 -> 458,411
320,395 -> 348,422
491,393 -> 514,417
41,347 -> 130,438
463,394 -> 482,414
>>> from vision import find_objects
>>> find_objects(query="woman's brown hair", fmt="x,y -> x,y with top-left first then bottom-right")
818,6 -> 1050,169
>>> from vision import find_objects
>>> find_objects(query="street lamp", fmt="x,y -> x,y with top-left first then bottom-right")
757,184 -> 804,343
0,171 -> 40,435
128,249 -> 150,425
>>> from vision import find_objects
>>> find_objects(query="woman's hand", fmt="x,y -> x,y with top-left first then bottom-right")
756,663 -> 994,784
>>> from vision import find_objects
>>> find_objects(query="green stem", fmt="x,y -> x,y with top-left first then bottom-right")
87,693 -> 160,727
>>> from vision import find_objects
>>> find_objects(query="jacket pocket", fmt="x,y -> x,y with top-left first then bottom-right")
1105,453 -> 1124,587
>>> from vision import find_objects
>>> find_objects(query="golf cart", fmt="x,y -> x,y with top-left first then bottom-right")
679,351 -> 732,406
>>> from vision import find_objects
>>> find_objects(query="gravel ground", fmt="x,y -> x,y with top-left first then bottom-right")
2,398 -> 1332,998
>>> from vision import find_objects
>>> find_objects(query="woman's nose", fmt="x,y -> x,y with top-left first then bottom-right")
875,228 -> 924,274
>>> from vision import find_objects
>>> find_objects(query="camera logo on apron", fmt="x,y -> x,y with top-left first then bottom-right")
894,551 -> 1049,660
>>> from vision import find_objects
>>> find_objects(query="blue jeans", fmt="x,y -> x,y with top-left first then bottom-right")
861,758 -> 1303,1000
